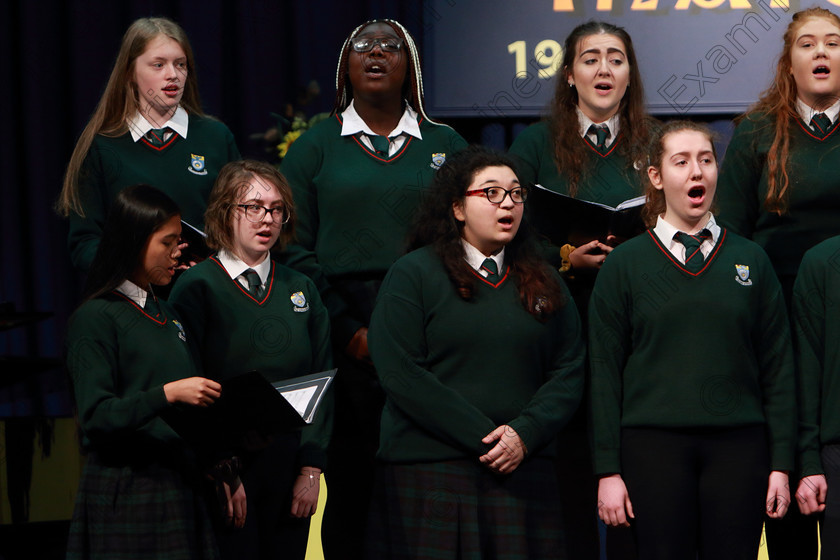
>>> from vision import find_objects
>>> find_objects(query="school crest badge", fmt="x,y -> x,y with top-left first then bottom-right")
735,264 -> 752,286
430,153 -> 446,170
188,154 -> 208,175
291,291 -> 309,312
173,320 -> 187,342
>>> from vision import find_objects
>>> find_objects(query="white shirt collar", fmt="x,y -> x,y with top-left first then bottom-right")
796,97 -> 840,127
340,100 -> 422,140
577,107 -> 621,143
218,249 -> 271,283
461,239 -> 505,277
653,212 -> 720,247
116,279 -> 150,307
127,106 -> 189,142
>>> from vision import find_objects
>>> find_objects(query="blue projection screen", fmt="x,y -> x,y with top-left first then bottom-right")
422,0 -> 831,117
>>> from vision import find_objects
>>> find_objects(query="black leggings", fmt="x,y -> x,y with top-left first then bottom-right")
621,425 -> 769,560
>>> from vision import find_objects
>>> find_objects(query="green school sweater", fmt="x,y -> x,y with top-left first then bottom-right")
589,228 -> 796,475
508,121 -> 644,312
718,113 -> 840,280
508,121 -> 643,207
66,293 -> 197,449
793,236 -> 840,477
279,115 -> 467,344
368,246 -> 585,463
169,256 -> 333,469
68,115 -> 240,271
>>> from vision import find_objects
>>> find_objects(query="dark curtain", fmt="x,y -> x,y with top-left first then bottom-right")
0,0 -> 425,370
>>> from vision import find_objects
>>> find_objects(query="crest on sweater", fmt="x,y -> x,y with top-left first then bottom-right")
735,264 -> 752,286
430,153 -> 446,170
173,320 -> 187,342
188,153 -> 208,175
291,291 -> 309,313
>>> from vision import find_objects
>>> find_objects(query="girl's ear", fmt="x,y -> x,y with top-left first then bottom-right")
452,200 -> 466,223
648,166 -> 663,191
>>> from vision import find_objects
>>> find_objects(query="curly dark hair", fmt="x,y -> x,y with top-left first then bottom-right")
407,145 -> 566,319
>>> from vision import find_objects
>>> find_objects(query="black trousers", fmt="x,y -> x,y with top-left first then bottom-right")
621,425 -> 768,560
320,275 -> 385,560
215,433 -> 309,560
764,275 -> 820,560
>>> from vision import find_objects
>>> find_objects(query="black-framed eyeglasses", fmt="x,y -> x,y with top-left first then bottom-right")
352,37 -> 404,53
464,186 -> 528,204
236,204 -> 290,224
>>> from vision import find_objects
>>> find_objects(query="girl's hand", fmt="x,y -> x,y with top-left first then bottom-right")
290,468 -> 321,518
766,470 -> 790,519
598,474 -> 634,527
796,474 -> 827,515
479,425 -> 527,474
224,479 -> 247,529
175,241 -> 196,270
569,240 -> 613,270
345,327 -> 372,365
163,377 -> 221,406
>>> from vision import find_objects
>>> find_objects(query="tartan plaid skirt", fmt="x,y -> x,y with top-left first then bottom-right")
366,458 -> 565,560
66,447 -> 219,560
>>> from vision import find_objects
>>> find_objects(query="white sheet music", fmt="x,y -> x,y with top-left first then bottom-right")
281,386 -> 318,420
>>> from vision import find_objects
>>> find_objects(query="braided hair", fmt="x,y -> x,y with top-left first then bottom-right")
333,19 -> 438,124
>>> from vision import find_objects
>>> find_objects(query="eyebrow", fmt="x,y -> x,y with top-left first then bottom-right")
670,150 -> 714,158
579,47 -> 626,57
478,179 -> 521,186
241,198 -> 284,205
797,33 -> 840,40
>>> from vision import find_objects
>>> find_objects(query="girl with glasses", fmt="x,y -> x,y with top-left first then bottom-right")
169,160 -> 332,560
66,185 -> 222,560
278,18 -> 467,557
367,146 -> 584,559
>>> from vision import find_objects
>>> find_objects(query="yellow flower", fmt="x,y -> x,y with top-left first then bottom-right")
277,129 -> 304,159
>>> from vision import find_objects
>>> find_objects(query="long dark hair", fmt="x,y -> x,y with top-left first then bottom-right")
408,146 -> 565,319
548,20 -> 650,196
83,184 -> 180,301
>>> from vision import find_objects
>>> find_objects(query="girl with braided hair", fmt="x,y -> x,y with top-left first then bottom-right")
279,19 -> 466,558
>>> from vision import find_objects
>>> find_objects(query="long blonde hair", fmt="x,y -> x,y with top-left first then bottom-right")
57,17 -> 205,217
739,7 -> 840,215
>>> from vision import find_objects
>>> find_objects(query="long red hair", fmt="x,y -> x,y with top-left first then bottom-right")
739,7 -> 840,215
